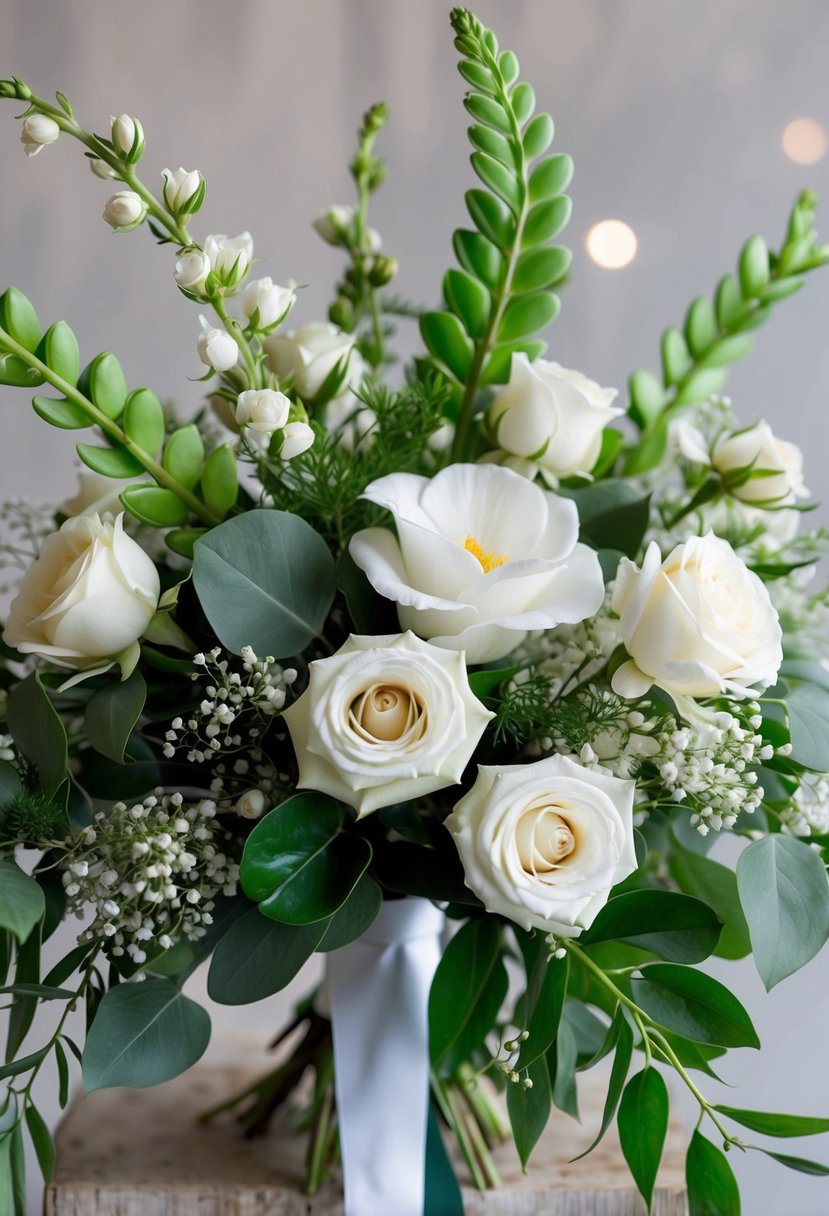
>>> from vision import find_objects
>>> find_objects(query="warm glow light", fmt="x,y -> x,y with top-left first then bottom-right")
782,118 -> 827,165
585,219 -> 638,269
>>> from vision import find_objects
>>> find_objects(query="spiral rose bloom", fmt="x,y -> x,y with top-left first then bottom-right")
612,535 -> 783,703
712,420 -> 807,505
282,631 -> 494,817
4,513 -> 159,672
488,354 -> 622,481
446,754 -> 636,934
349,463 -> 605,664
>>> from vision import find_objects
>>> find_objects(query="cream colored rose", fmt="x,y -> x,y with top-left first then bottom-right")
4,513 -> 160,672
446,754 -> 636,934
611,535 -> 782,704
282,631 -> 494,817
265,322 -> 363,401
712,420 -> 807,504
488,354 -> 622,481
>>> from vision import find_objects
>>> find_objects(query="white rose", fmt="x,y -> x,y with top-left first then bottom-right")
161,166 -> 203,214
59,470 -> 133,519
282,631 -> 494,817
102,189 -> 146,229
21,114 -> 61,157
611,535 -> 783,704
4,513 -> 160,671
241,277 -> 296,330
234,388 -> 290,442
174,249 -> 211,294
349,463 -> 605,665
110,113 -> 144,159
236,789 -> 268,820
279,421 -> 315,459
197,315 -> 238,372
488,354 -> 622,480
712,420 -> 807,504
265,322 -> 362,401
204,231 -> 253,284
446,754 -> 636,934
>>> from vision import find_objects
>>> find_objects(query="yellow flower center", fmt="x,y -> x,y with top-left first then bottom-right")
463,534 -> 508,573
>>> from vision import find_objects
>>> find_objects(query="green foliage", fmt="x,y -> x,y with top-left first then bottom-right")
240,794 -> 372,925
736,834 -> 829,990
668,845 -> 751,960
0,862 -> 44,943
571,1005 -> 633,1160
626,190 -> 829,473
632,963 -> 760,1049
316,873 -> 382,952
516,936 -> 568,1069
7,672 -> 67,797
582,890 -> 722,964
82,977 -> 211,1092
564,480 -> 651,560
686,1131 -> 740,1216
714,1105 -> 829,1138
84,670 -> 147,764
618,1067 -> 669,1212
429,917 -> 507,1075
207,905 -> 329,1005
507,1054 -> 551,1170
193,509 -> 337,658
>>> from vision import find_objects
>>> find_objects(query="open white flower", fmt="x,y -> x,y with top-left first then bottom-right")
446,754 -> 636,934
712,420 -> 807,505
349,464 -> 605,664
4,513 -> 159,674
161,166 -> 203,214
234,388 -> 290,443
204,231 -> 253,285
283,631 -> 494,817
612,534 -> 783,704
488,354 -> 622,481
241,277 -> 296,330
265,322 -> 363,401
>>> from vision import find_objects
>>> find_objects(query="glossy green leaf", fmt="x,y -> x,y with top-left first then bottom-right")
84,670 -> 146,764
550,1015 -> 579,1118
4,918 -> 39,1059
498,290 -> 559,341
443,269 -> 490,339
241,793 -> 371,924
123,388 -> 165,456
684,296 -> 718,358
508,1054 -> 551,1171
571,1006 -> 634,1160
739,235 -> 770,296
660,327 -> 692,385
0,287 -> 40,351
120,484 -> 189,527
469,126 -> 517,173
165,528 -> 205,559
193,509 -> 336,658
80,352 -> 127,420
0,862 -> 45,944
668,847 -> 750,960
453,228 -> 504,290
736,834 -> 829,989
163,424 -> 204,490
512,245 -> 571,292
0,760 -> 22,815
37,321 -> 80,386
618,1068 -> 669,1212
25,1103 -> 55,1182
632,963 -> 760,1049
458,60 -> 495,93
429,917 -> 507,1072
470,150 -> 522,215
523,112 -> 554,159
207,905 -> 328,1005
714,1105 -> 829,1138
318,873 -> 382,952
625,416 -> 669,474
518,946 -> 568,1069
582,890 -> 722,964
511,81 -> 535,125
463,92 -> 511,133
200,444 -> 238,519
686,1131 -> 740,1216
7,672 -> 67,796
76,442 -> 144,478
32,395 -> 89,430
0,353 -> 42,386
527,153 -> 573,202
420,310 -> 474,380
465,188 -> 514,249
522,195 -> 572,247
750,1148 -> 829,1175
82,977 -> 210,1092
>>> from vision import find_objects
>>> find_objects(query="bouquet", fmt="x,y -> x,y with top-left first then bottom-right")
2,9 -> 829,1214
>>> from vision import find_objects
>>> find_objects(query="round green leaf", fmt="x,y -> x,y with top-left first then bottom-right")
465,188 -> 514,250
632,963 -> 760,1049
511,81 -> 535,124
699,333 -> 754,368
123,388 -> 165,457
76,442 -> 144,479
522,195 -> 572,247
163,424 -> 205,490
120,484 -> 189,527
207,905 -> 328,1005
739,234 -> 770,297
453,228 -> 504,291
193,509 -> 336,658
0,861 -> 45,943
627,369 -> 665,429
32,395 -> 89,430
78,352 -> 127,420
684,297 -> 717,357
660,327 -> 692,385
523,112 -> 554,159
0,287 -> 40,351
200,444 -> 238,519
463,92 -> 512,133
527,153 -> 573,202
241,793 -> 371,924
37,322 -> 80,386
512,246 -> 571,293
715,274 -> 742,327
470,150 -> 522,215
443,269 -> 490,339
82,977 -> 210,1092
498,290 -> 559,342
420,310 -> 474,380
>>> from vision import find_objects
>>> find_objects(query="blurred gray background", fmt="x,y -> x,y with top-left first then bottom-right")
2,1 -> 829,1212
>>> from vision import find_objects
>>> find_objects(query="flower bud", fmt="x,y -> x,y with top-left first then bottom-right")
312,204 -> 354,246
240,277 -> 296,330
197,316 -> 238,372
235,789 -> 268,820
102,189 -> 147,230
368,255 -> 398,287
110,113 -> 144,163
328,297 -> 355,330
89,156 -> 117,180
279,421 -> 315,459
162,166 -> 204,216
204,232 -> 253,287
20,114 -> 60,157
235,388 -> 290,442
175,249 -> 211,295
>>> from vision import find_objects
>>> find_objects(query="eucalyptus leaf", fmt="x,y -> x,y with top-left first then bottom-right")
632,963 -> 759,1049
207,906 -> 327,1005
0,862 -> 45,943
582,889 -> 721,964
84,670 -> 146,764
7,672 -> 67,796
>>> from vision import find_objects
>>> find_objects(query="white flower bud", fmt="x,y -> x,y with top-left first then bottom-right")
235,789 -> 268,820
312,204 -> 381,251
21,114 -> 60,157
175,249 -> 211,294
235,389 -> 290,442
102,189 -> 146,230
110,113 -> 144,160
241,277 -> 296,330
279,421 -> 315,460
162,166 -> 203,215
204,231 -> 253,286
197,316 -> 238,372
89,156 -> 117,180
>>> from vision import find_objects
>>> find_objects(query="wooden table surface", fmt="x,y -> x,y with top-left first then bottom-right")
46,1061 -> 689,1215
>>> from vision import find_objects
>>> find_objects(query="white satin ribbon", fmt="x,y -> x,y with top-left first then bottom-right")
326,898 -> 445,1216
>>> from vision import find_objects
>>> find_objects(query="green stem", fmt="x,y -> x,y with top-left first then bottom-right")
306,1049 -> 335,1195
0,324 -> 221,526
211,296 -> 260,387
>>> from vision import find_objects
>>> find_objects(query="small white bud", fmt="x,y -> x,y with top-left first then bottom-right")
162,166 -> 203,214
197,315 -> 238,372
279,421 -> 315,460
110,113 -> 144,160
175,249 -> 211,294
241,277 -> 296,330
21,114 -> 60,157
103,189 -> 146,230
